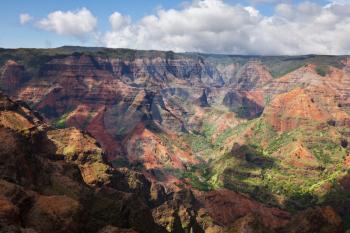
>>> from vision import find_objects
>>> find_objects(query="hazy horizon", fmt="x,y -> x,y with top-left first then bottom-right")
1,45 -> 350,57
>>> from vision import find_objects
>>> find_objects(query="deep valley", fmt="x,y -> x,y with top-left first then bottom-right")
0,46 -> 349,233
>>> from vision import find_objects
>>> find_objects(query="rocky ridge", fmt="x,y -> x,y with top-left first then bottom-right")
0,93 -> 343,233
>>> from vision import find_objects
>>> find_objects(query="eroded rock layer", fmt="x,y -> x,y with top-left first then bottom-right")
0,48 -> 349,232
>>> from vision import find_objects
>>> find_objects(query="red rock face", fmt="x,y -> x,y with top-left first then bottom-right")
124,122 -> 198,170
262,64 -> 350,131
280,206 -> 343,233
1,54 -> 349,180
108,56 -> 224,88
0,53 -> 349,163
0,93 -> 166,233
221,61 -> 272,119
263,88 -> 330,132
0,60 -> 30,94
0,50 -> 349,232
9,55 -> 212,175
235,61 -> 273,91
86,106 -> 123,159
195,189 -> 291,229
263,64 -> 320,96
0,93 -> 302,233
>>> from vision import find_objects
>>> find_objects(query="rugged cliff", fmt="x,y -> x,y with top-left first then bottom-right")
0,47 -> 349,232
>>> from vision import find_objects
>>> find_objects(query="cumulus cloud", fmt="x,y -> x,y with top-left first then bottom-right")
19,13 -> 33,25
109,12 -> 131,31
249,0 -> 285,4
37,8 -> 97,39
329,0 -> 350,5
101,0 -> 350,55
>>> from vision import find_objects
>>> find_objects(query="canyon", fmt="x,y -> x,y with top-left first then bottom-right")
0,47 -> 349,233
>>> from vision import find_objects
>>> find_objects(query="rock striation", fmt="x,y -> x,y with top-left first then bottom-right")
0,48 -> 349,232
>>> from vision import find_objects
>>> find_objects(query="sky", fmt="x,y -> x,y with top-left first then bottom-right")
1,0 -> 350,55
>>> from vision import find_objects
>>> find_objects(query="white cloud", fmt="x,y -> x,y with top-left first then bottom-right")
19,13 -> 33,25
249,0 -> 285,4
101,0 -> 350,55
109,12 -> 131,31
37,8 -> 97,39
329,0 -> 350,4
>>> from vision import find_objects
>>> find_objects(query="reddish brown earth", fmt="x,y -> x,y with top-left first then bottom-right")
124,123 -> 198,170
262,87 -> 330,132
195,189 -> 291,229
86,106 -> 123,160
235,61 -> 273,90
0,93 -> 165,233
0,60 -> 30,94
263,63 -> 350,129
0,49 -> 349,232
2,53 -> 348,177
281,143 -> 318,168
0,92 -> 343,233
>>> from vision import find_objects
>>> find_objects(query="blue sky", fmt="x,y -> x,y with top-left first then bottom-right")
1,0 -> 349,54
1,0 -> 185,48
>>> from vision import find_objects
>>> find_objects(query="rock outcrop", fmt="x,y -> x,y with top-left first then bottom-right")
262,88 -> 329,132
0,60 -> 30,94
0,93 -> 165,233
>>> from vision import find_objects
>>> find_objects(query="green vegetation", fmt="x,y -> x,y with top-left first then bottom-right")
263,55 -> 345,78
315,65 -> 329,76
53,112 -> 70,128
1,46 -> 349,216
184,111 -> 350,212
182,133 -> 215,160
179,163 -> 214,191
182,170 -> 213,191
266,131 -> 296,154
0,47 -> 345,81
263,59 -> 306,78
202,122 -> 217,139
63,145 -> 76,158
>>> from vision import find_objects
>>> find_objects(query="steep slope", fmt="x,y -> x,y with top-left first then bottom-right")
262,87 -> 330,132
0,48 -> 350,231
1,92 -> 312,233
0,92 -> 167,233
0,60 -> 30,95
